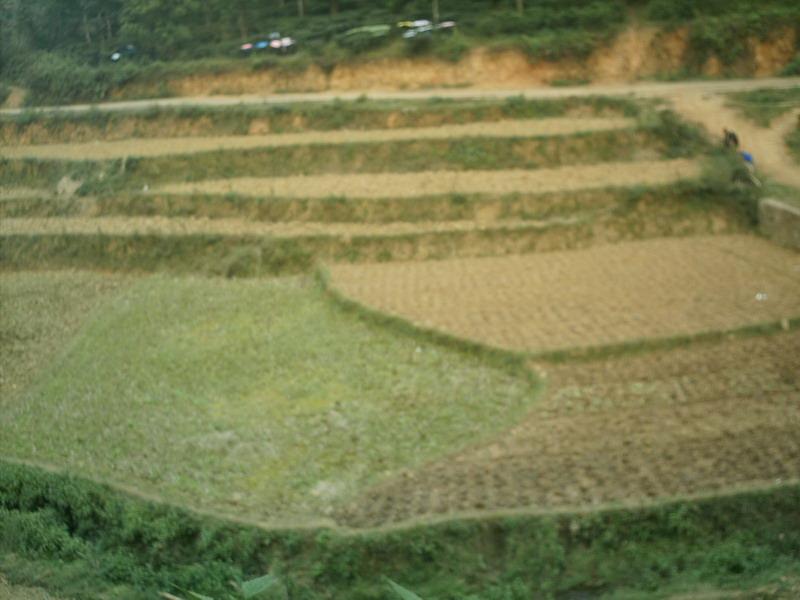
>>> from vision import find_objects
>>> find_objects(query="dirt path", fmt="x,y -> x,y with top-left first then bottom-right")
335,330 -> 800,528
328,235 -> 800,354
155,159 -> 700,199
668,92 -> 800,188
2,77 -> 798,117
0,117 -> 635,159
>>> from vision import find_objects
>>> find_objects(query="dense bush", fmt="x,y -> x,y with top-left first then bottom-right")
782,53 -> 800,76
22,53 -> 140,106
2,460 -> 800,599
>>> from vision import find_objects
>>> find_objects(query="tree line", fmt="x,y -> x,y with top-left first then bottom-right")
1,0 -> 540,64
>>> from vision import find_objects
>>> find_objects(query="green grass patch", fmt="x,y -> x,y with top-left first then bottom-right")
727,87 -> 800,126
6,188 -> 625,223
2,460 -> 800,599
0,274 -> 539,526
0,272 -> 131,408
0,96 -> 639,144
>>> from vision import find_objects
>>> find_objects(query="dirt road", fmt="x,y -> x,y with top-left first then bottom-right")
2,77 -> 798,116
668,92 -> 800,188
0,117 -> 635,159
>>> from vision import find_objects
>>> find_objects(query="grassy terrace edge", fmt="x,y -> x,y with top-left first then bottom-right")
0,181 -> 757,277
2,459 -> 799,599
0,96 -> 640,142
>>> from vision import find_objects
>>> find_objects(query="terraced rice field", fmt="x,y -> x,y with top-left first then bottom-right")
2,92 -> 799,535
328,235 -> 800,354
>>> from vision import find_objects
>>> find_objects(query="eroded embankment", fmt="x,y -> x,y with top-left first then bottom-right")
111,26 -> 798,99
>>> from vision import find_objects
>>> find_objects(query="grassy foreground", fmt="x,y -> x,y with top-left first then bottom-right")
2,461 -> 799,599
0,272 -> 538,526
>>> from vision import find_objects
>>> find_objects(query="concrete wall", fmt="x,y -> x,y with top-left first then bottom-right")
760,198 -> 800,250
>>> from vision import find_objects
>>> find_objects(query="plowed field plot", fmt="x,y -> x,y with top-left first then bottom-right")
0,117 -> 634,160
335,330 -> 800,528
328,235 -> 800,354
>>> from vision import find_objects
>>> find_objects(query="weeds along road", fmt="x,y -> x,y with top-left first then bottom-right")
2,77 -> 798,116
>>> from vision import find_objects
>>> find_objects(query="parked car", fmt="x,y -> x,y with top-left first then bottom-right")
398,20 -> 456,39
240,33 -> 296,56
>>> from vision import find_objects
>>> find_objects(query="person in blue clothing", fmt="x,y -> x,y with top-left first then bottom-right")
739,151 -> 761,187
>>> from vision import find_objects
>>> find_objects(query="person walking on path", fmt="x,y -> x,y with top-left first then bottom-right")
723,127 -> 739,149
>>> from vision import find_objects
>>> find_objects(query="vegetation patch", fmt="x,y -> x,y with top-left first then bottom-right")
2,461 -> 799,599
0,271 -> 131,408
0,274 -> 539,526
727,87 -> 800,126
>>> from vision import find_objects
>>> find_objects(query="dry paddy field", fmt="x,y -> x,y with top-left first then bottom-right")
328,235 -> 800,354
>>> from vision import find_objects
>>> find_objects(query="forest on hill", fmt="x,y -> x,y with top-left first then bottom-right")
1,0 -> 798,105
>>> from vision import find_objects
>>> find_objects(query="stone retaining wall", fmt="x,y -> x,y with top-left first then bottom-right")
760,198 -> 800,250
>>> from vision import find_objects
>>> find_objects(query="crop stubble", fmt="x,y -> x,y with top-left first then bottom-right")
335,330 -> 800,528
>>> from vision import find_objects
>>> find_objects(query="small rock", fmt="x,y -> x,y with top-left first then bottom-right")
56,176 -> 82,198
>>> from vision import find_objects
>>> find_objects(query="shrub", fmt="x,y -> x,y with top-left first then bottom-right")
22,53 -> 141,106
782,53 -> 800,76
646,0 -> 695,21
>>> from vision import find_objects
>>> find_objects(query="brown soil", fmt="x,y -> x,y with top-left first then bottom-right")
669,93 -> 800,188
155,159 -> 700,199
0,117 -> 634,159
334,330 -> 800,528
328,235 -> 800,354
